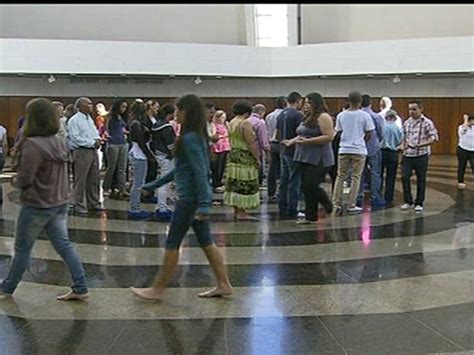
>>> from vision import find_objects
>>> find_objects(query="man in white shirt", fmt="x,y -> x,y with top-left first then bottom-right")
457,113 -> 474,189
332,91 -> 375,214
379,96 -> 403,129
67,97 -> 105,215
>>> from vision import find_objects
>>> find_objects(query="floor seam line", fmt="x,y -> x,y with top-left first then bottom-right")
106,323 -> 127,353
406,312 -> 467,352
316,316 -> 349,355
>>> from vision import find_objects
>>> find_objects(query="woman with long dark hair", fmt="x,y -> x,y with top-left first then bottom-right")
103,98 -> 129,199
132,94 -> 232,300
282,92 -> 335,224
127,99 -> 155,219
0,98 -> 88,301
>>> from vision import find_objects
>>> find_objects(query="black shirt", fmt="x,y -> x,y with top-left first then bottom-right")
151,119 -> 176,160
276,107 -> 304,156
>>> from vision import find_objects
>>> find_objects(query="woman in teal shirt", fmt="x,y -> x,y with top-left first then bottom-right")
131,94 -> 233,301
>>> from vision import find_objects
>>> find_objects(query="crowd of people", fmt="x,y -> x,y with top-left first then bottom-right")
0,91 -> 473,301
4,92 -> 474,223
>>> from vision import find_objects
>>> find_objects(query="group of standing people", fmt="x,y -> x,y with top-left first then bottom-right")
0,91 -> 472,303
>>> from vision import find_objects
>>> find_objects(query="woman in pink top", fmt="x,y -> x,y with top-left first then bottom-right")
211,110 -> 231,192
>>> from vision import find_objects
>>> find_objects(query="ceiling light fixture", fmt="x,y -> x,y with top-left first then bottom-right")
47,74 -> 56,83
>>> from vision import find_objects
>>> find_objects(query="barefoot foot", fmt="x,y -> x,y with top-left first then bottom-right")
57,291 -> 89,301
130,287 -> 164,301
198,286 -> 233,298
234,213 -> 258,221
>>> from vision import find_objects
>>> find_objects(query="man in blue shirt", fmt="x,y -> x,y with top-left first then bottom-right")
68,97 -> 105,215
275,91 -> 304,218
381,110 -> 404,206
357,94 -> 386,208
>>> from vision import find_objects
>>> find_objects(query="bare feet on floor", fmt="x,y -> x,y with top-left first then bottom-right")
198,286 -> 233,298
130,287 -> 164,301
57,291 -> 89,301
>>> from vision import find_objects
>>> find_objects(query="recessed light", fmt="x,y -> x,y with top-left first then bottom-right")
415,73 -> 423,76
216,76 -> 222,79
320,75 -> 328,78
366,74 -> 374,78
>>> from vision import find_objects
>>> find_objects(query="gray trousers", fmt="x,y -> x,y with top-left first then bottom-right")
73,148 -> 101,211
103,144 -> 128,192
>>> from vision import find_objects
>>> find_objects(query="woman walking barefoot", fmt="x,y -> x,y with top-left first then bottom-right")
131,94 -> 233,301
0,98 -> 88,301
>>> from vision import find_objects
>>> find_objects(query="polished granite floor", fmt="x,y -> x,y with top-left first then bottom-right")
0,155 -> 472,354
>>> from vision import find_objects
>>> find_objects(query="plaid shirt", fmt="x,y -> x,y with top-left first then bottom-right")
403,115 -> 439,157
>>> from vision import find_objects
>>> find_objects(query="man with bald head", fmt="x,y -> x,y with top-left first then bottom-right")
248,103 -> 270,185
67,97 -> 105,216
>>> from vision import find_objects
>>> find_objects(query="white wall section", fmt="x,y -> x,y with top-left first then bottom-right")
1,36 -> 473,78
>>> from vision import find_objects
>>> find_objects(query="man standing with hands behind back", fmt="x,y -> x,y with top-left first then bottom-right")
68,97 -> 106,216
400,100 -> 439,213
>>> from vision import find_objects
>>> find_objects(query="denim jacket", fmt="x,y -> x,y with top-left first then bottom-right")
145,132 -> 212,214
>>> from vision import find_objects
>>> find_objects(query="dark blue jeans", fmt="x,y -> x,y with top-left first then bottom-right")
357,150 -> 383,203
267,143 -> 280,198
1,204 -> 87,295
279,154 -> 300,216
166,200 -> 214,250
402,155 -> 429,206
381,149 -> 399,203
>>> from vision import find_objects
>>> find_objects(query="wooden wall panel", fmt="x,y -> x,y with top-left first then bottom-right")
0,96 -> 473,155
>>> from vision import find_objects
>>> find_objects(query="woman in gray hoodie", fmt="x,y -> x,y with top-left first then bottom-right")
0,98 -> 88,301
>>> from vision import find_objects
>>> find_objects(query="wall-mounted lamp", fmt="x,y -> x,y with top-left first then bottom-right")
194,76 -> 203,85
47,74 -> 56,83
392,75 -> 401,84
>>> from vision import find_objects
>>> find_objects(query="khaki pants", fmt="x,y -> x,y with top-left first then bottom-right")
73,148 -> 101,212
332,154 -> 366,208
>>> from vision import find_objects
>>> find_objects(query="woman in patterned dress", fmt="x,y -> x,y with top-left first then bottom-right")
224,100 -> 260,220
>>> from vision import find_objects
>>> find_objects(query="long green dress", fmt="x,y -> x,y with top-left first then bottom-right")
223,119 -> 260,209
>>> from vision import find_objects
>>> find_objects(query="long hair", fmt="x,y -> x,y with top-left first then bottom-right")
108,99 -> 128,119
128,99 -> 147,125
23,98 -> 60,137
174,94 -> 208,155
304,92 -> 328,128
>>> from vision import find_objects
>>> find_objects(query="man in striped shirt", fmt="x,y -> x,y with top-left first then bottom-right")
400,100 -> 439,212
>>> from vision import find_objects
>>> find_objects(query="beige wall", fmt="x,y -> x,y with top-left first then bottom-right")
301,4 -> 474,44
0,4 -> 247,45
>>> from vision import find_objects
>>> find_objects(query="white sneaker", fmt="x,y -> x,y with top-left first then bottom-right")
400,203 -> 414,211
414,205 -> 424,212
297,212 -> 306,218
347,206 -> 363,214
458,183 -> 466,189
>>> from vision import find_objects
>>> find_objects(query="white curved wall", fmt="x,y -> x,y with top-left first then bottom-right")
302,4 -> 474,44
0,4 -> 246,45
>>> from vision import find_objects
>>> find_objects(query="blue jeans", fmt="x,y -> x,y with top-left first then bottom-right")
279,154 -> 301,215
166,200 -> 214,250
155,155 -> 174,212
358,150 -> 383,203
1,204 -> 87,295
129,157 -> 148,212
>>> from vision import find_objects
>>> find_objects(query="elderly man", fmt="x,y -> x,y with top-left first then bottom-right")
67,97 -> 105,215
248,103 -> 270,185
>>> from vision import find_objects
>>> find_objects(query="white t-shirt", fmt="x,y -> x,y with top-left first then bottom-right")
336,109 -> 375,156
0,126 -> 6,154
458,125 -> 474,151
